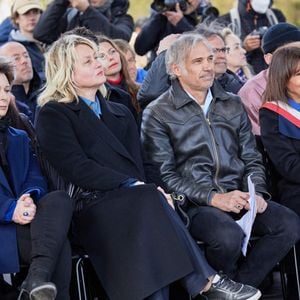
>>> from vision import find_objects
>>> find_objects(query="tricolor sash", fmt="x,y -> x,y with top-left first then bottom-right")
262,101 -> 300,139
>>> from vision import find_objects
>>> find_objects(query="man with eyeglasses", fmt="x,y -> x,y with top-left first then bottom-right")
137,25 -> 243,110
140,33 -> 300,290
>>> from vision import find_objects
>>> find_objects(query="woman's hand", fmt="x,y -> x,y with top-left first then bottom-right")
12,194 -> 36,225
157,186 -> 175,210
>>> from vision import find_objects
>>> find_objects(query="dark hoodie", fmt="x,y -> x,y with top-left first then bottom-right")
33,0 -> 133,45
217,0 -> 285,74
11,68 -> 43,124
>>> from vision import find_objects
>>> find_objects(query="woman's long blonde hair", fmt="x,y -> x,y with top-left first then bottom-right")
221,27 -> 253,80
38,34 -> 98,107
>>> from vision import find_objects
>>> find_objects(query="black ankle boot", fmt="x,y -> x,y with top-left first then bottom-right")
18,269 -> 57,300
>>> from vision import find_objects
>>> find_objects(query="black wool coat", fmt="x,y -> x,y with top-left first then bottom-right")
260,108 -> 300,216
36,94 -> 194,300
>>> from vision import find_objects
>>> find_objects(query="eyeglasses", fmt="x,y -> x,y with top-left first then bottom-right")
98,48 -> 118,61
213,47 -> 230,54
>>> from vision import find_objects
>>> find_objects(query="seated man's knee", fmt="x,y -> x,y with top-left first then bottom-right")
262,202 -> 300,245
191,216 -> 244,259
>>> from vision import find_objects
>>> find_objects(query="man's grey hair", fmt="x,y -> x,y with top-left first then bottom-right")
194,22 -> 225,41
165,33 -> 211,79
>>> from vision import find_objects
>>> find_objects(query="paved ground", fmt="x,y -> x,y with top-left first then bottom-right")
1,270 -> 290,300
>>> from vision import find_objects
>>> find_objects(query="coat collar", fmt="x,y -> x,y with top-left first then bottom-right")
170,78 -> 231,110
64,92 -> 139,172
64,91 -> 127,116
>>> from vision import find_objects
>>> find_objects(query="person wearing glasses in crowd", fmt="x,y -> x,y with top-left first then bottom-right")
221,27 -> 253,86
138,24 -> 243,111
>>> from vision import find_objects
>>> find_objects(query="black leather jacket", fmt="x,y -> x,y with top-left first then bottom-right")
141,79 -> 268,213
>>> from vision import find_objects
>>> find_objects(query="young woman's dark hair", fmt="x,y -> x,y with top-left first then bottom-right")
263,46 -> 300,104
0,56 -> 35,141
7,98 -> 36,142
0,56 -> 15,84
97,35 -> 140,113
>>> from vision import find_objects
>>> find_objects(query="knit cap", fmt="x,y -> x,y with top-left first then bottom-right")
262,22 -> 300,54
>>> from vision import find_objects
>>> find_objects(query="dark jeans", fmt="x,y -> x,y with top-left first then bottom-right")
190,200 -> 300,287
17,191 -> 73,300
146,194 -> 215,300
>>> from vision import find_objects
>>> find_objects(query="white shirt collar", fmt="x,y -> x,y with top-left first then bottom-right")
185,89 -> 213,116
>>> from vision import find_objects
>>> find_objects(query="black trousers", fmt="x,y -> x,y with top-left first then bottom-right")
190,201 -> 300,287
16,191 -> 73,300
146,194 -> 216,299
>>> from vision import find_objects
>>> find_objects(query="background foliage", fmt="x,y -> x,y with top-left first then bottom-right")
128,0 -> 300,26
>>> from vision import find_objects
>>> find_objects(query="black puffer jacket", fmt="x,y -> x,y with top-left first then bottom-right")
33,0 -> 133,44
134,11 -> 198,56
141,79 -> 268,215
217,0 -> 285,74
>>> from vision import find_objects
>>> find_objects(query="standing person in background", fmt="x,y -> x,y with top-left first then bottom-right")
239,23 -> 300,136
217,0 -> 286,74
134,0 -> 218,65
33,0 -> 134,45
260,45 -> 300,300
129,17 -> 150,70
0,17 -> 17,45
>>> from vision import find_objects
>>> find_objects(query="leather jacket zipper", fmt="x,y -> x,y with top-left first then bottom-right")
206,115 -> 225,193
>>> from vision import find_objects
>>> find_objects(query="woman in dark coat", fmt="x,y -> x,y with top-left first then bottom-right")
260,46 -> 300,300
0,56 -> 73,300
35,34 -> 261,300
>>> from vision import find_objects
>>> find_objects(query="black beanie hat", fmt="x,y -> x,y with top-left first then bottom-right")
262,22 -> 300,54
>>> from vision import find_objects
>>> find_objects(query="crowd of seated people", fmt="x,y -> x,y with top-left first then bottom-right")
0,0 -> 300,299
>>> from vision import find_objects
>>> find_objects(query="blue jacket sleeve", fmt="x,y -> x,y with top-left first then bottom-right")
0,17 -> 14,45
20,145 -> 48,201
137,51 -> 170,110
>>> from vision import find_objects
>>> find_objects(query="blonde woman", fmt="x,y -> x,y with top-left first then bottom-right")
35,34 -> 261,300
222,27 -> 253,85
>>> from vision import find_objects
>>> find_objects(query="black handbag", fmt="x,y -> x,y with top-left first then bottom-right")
171,192 -> 190,228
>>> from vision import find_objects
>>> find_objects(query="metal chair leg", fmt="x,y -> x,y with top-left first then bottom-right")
279,262 -> 288,300
75,255 -> 89,300
293,245 -> 300,300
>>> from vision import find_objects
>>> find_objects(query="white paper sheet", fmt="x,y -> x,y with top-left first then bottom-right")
236,175 -> 257,256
